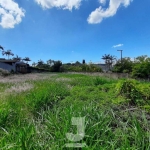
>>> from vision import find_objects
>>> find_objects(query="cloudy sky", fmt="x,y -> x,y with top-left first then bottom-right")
0,0 -> 150,64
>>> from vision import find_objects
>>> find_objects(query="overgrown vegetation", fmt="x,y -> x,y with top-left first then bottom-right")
31,55 -> 150,78
0,68 -> 10,76
0,73 -> 150,149
113,55 -> 150,79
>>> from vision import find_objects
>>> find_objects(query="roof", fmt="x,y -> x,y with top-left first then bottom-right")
0,59 -> 19,63
16,62 -> 27,66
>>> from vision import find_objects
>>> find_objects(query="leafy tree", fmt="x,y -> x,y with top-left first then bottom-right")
113,57 -> 133,73
132,55 -> 150,78
51,61 -> 62,72
65,63 -> 72,65
134,55 -> 148,63
35,59 -> 49,69
47,59 -> 54,67
32,62 -> 37,67
89,64 -> 103,72
2,50 -> 14,59
81,63 -> 103,72
37,59 -> 44,68
74,61 -> 81,66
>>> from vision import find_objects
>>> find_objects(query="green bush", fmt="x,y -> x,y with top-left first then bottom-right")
62,64 -> 103,72
132,62 -> 150,79
116,79 -> 142,104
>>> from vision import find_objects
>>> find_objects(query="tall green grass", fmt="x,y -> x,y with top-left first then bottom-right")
0,73 -> 150,149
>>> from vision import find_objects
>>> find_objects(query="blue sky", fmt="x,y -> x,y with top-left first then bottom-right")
0,0 -> 150,64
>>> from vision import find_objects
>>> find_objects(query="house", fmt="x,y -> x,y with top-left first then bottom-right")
94,63 -> 109,72
0,58 -> 29,73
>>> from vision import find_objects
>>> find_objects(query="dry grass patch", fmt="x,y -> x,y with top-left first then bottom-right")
55,77 -> 71,82
0,73 -> 57,83
5,82 -> 34,93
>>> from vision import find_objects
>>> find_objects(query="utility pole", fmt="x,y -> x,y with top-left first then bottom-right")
117,50 -> 123,63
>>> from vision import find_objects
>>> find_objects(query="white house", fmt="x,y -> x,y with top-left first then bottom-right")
0,59 -> 28,73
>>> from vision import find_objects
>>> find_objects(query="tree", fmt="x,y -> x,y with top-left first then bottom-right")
37,59 -> 44,68
51,60 -> 62,72
32,62 -> 37,67
0,45 -> 4,51
109,55 -> 116,69
47,59 -> 54,67
134,55 -> 149,63
102,54 -> 116,71
0,45 -> 4,57
12,55 -> 21,61
23,57 -> 31,64
75,61 -> 81,66
113,57 -> 133,73
102,54 -> 110,71
2,50 -> 14,59
132,55 -> 150,78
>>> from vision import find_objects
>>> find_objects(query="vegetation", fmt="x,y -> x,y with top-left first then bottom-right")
13,55 -> 22,61
113,55 -> 150,79
23,57 -> 31,64
102,54 -> 116,71
0,45 -> 4,51
62,63 -> 103,72
0,73 -> 149,149
113,57 -> 133,73
1,44 -> 150,78
0,68 -> 10,76
2,49 -> 14,59
132,55 -> 150,78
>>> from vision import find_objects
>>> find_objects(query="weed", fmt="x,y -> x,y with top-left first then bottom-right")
0,73 -> 150,149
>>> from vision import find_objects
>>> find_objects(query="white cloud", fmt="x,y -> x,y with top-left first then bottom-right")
99,0 -> 106,5
35,0 -> 82,11
87,0 -> 133,24
0,0 -> 25,28
112,44 -> 123,48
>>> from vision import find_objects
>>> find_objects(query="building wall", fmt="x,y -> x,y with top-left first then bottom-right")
0,62 -> 16,72
94,64 -> 109,72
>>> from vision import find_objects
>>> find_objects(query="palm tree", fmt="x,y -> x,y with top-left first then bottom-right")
109,55 -> 116,69
2,50 -> 14,59
23,57 -> 31,64
0,45 -> 4,57
102,54 -> 116,71
0,45 -> 4,51
12,55 -> 22,61
102,54 -> 110,71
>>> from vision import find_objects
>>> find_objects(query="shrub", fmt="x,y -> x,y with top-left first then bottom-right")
93,77 -> 109,86
0,68 -> 11,76
116,79 -> 142,104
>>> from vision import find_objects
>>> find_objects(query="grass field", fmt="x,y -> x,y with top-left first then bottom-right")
0,73 -> 150,149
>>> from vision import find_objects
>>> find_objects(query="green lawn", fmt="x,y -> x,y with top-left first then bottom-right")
0,73 -> 150,149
